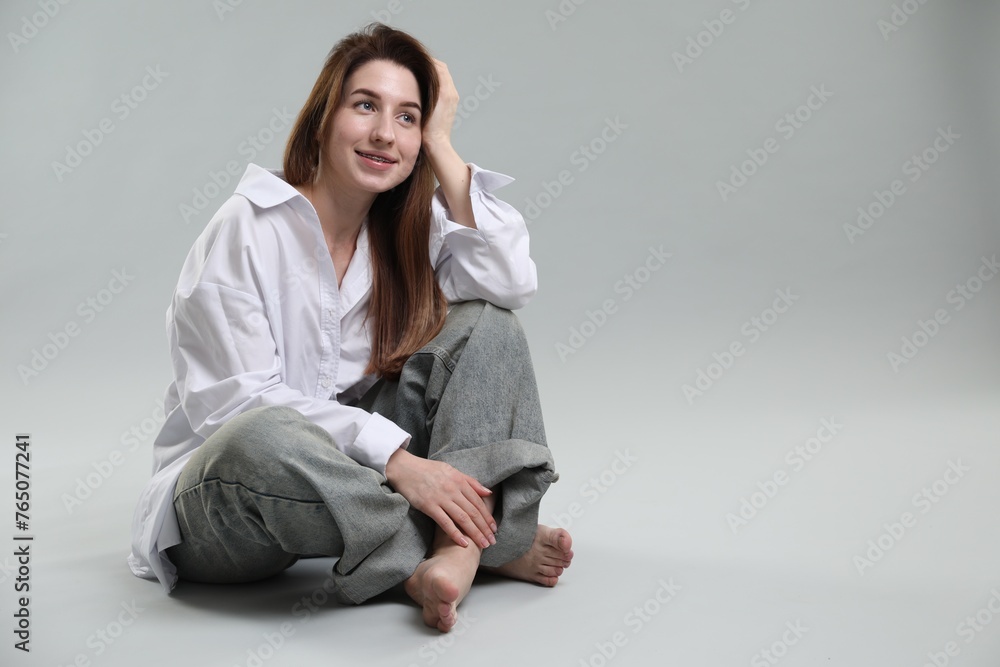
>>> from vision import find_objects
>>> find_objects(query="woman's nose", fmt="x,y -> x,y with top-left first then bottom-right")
371,115 -> 394,143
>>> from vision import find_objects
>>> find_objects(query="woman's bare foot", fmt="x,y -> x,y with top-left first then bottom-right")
404,527 -> 485,632
483,525 -> 574,586
404,491 -> 512,631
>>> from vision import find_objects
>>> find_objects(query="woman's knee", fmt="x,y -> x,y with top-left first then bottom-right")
481,300 -> 525,332
191,406 -> 313,478
448,300 -> 527,345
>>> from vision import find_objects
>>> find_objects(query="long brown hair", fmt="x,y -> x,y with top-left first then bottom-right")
283,22 -> 447,380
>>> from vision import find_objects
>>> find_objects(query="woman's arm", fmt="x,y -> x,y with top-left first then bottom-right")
423,59 -> 538,310
422,59 -> 476,230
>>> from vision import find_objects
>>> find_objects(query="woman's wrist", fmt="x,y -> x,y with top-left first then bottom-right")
384,446 -> 413,486
422,133 -> 451,155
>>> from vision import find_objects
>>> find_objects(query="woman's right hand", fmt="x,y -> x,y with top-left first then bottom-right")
384,448 -> 497,549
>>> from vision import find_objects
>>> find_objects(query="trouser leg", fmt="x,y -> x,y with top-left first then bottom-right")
345,299 -> 559,592
165,405 -> 417,591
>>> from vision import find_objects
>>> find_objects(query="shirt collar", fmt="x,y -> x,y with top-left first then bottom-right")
234,163 -> 305,209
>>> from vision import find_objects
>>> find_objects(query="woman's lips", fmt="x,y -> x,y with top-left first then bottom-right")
356,151 -> 396,170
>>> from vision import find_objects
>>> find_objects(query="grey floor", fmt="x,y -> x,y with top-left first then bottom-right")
11,393 -> 999,666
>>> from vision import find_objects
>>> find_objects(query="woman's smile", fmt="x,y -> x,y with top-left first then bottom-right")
356,149 -> 397,170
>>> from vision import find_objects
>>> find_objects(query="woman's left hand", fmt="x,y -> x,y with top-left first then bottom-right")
422,58 -> 459,150
384,447 -> 497,549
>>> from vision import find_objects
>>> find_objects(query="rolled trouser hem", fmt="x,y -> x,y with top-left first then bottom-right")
432,438 -> 558,568
329,508 -> 435,605
328,441 -> 557,601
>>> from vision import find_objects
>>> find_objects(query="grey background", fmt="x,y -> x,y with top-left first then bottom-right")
2,0 -> 998,665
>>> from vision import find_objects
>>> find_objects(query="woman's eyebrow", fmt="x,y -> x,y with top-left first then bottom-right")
348,87 -> 421,112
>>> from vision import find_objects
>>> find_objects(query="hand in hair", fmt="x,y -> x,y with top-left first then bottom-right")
384,447 -> 498,550
422,58 -> 460,150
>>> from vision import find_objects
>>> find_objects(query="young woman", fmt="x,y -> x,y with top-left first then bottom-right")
127,22 -> 573,632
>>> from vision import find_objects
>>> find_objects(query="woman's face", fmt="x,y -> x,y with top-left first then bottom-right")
319,59 -> 424,199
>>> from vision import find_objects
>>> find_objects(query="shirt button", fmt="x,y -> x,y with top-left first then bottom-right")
321,378 -> 331,388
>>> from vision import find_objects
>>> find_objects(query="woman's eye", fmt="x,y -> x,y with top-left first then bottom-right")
356,101 -> 416,124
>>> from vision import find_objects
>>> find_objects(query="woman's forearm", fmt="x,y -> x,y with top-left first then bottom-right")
425,140 -> 476,230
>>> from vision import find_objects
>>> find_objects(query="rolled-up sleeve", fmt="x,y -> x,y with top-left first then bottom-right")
169,282 -> 409,474
430,163 -> 537,310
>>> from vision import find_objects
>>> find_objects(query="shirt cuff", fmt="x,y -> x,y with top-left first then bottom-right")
466,162 -> 514,194
350,411 -> 411,475
431,162 -> 517,247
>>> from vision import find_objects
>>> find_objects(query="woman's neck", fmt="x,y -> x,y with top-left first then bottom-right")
296,179 -> 374,247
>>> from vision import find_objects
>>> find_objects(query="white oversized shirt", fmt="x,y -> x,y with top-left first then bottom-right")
128,162 -> 536,593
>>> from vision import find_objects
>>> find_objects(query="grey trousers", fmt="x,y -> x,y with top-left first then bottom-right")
164,300 -> 558,604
